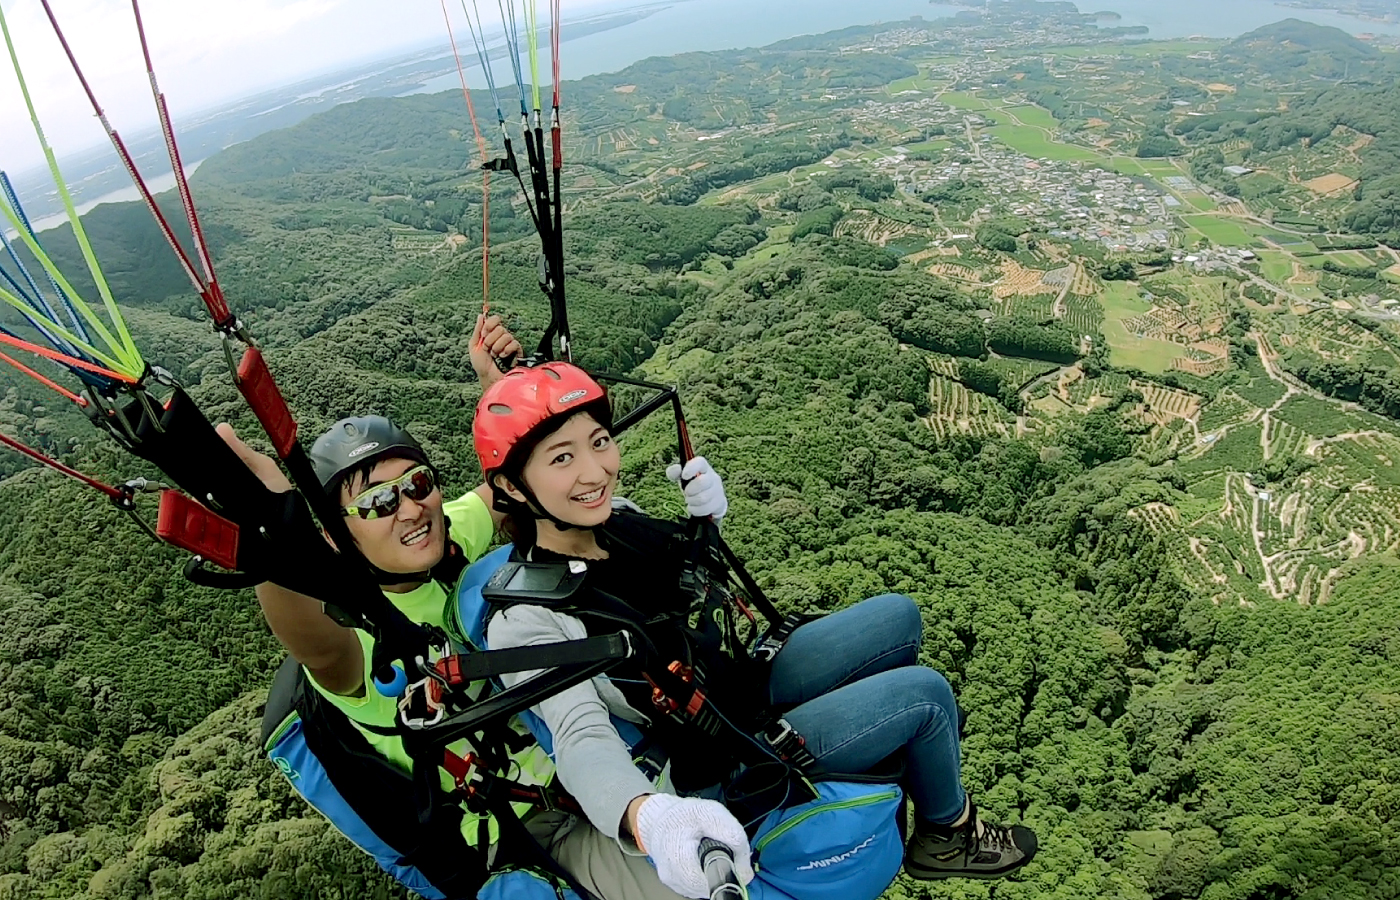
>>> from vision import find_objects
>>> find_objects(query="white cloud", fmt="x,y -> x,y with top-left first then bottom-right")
0,0 -> 619,170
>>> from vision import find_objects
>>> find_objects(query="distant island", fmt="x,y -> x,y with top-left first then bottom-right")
1275,0 -> 1400,24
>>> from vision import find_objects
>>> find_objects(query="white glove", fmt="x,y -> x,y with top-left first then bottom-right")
636,793 -> 754,899
665,456 -> 729,521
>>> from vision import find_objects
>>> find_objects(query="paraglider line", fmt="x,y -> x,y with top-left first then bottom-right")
0,3 -> 142,371
0,348 -> 88,406
497,0 -> 527,117
0,175 -> 88,350
462,0 -> 505,124
442,0 -> 493,307
38,0 -> 223,325
522,0 -> 542,115
128,0 -> 233,329
0,330 -> 137,384
0,429 -> 125,501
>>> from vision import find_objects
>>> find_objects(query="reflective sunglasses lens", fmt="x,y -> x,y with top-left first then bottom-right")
403,468 -> 436,501
366,486 -> 401,520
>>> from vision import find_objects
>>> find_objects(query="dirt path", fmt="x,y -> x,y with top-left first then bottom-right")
1305,430 -> 1387,457
1052,278 -> 1070,319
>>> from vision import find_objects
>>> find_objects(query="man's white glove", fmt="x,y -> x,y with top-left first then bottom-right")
665,456 -> 729,521
636,794 -> 754,899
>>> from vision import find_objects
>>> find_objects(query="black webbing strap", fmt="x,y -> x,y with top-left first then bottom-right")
446,634 -> 632,683
361,633 -> 633,741
424,655 -> 626,747
713,528 -> 783,624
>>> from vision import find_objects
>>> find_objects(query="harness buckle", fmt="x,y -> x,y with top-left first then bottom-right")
443,750 -> 483,795
767,716 -> 817,767
750,634 -> 785,663
398,676 -> 446,729
750,613 -> 808,663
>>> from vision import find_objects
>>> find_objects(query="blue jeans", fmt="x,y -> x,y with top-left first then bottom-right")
766,594 -> 966,825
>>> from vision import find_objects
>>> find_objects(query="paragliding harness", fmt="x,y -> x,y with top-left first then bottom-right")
479,509 -> 829,819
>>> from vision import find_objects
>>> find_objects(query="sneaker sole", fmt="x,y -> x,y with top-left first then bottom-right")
904,865 -> 1026,880
903,852 -> 1037,881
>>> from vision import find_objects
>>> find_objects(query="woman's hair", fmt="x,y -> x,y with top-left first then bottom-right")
491,400 -> 614,549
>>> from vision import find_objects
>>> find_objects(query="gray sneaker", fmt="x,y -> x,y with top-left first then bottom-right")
904,800 -> 1038,880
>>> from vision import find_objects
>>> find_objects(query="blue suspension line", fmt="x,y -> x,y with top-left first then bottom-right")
496,0 -> 528,118
0,172 -> 92,345
463,0 -> 506,125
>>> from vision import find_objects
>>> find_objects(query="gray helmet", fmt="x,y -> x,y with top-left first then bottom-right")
310,415 -> 430,495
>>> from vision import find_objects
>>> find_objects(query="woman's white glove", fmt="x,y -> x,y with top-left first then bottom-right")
635,793 -> 754,899
665,456 -> 729,521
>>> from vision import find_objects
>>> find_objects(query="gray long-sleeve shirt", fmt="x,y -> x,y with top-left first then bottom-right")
487,603 -> 661,844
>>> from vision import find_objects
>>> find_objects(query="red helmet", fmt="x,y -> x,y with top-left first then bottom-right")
474,362 -> 610,474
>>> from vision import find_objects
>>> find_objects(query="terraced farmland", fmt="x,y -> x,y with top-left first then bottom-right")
1062,294 -> 1103,336
925,374 -> 1011,440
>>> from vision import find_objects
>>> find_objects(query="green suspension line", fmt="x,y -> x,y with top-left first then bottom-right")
523,0 -> 542,113
0,4 -> 144,377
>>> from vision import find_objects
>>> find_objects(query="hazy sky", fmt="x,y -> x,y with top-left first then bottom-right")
0,0 -> 617,171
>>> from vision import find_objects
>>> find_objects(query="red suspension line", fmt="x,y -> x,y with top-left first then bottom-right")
0,332 -> 137,384
551,0 -> 562,109
0,349 -> 88,406
550,0 -> 562,171
0,430 -> 125,501
38,0 -> 214,321
128,0 -> 231,327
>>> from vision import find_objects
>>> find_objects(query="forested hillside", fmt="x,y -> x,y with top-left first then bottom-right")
1,11 -> 1398,900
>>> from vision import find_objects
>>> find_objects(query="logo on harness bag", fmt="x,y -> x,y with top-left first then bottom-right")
274,756 -> 301,782
796,835 -> 875,871
559,389 -> 589,404
348,441 -> 380,458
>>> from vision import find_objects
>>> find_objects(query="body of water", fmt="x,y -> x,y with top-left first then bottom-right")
1089,0 -> 1400,37
409,0 -> 1400,97
28,161 -> 204,234
410,1 -> 970,95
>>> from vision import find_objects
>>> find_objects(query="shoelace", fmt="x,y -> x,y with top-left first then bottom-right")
971,818 -> 1018,858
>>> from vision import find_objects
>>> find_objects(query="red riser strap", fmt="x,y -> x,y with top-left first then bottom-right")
235,348 -> 298,459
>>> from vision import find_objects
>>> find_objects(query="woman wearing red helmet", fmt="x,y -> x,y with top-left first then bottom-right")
476,363 -> 1038,900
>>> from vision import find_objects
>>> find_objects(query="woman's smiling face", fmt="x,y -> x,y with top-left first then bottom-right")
513,411 -> 620,527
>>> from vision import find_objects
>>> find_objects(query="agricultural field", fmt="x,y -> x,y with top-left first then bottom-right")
1255,251 -> 1295,283
1099,282 -> 1185,373
1062,294 -> 1103,336
1107,157 -> 1182,179
925,374 -> 1012,440
984,356 -> 1059,389
1197,390 -> 1261,434
984,124 -> 1103,162
939,90 -> 990,111
1002,105 -> 1058,131
1182,215 -> 1256,247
